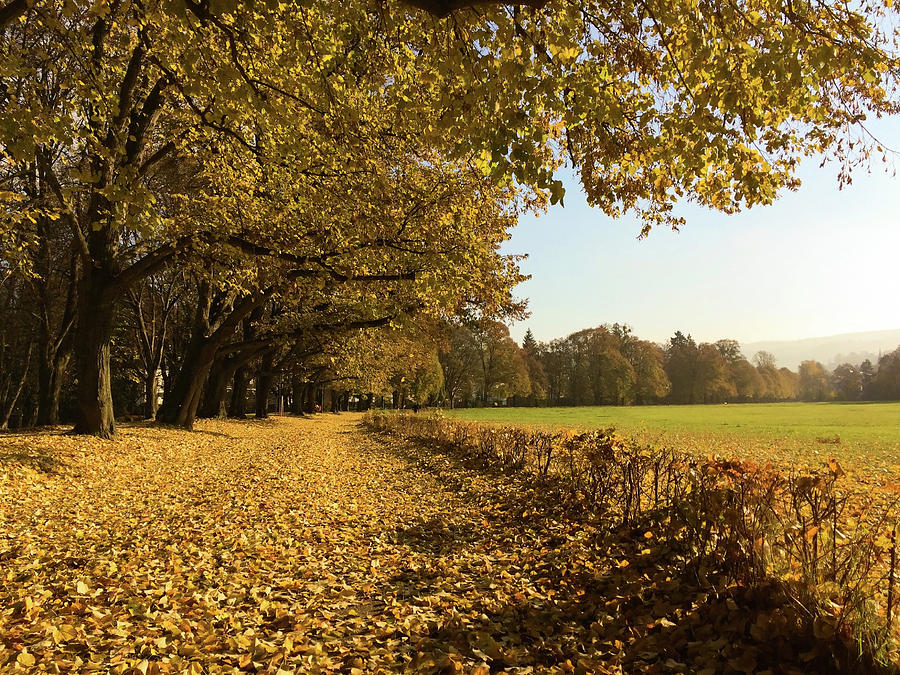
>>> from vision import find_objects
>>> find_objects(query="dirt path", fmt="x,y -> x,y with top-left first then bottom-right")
1,415 -> 821,674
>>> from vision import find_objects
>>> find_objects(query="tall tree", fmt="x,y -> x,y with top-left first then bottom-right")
665,331 -> 699,403
799,360 -> 832,402
627,340 -> 670,404
870,347 -> 900,400
520,328 -> 547,405
832,363 -> 863,401
439,323 -> 481,408
471,319 -> 530,404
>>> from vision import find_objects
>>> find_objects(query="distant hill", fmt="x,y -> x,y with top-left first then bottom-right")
741,329 -> 900,371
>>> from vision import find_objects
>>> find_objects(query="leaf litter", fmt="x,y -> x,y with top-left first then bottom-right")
0,415 -> 859,673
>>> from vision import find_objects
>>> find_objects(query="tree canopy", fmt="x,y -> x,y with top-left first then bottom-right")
1,0 -> 898,434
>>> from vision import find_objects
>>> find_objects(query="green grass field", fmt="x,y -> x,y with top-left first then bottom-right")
446,402 -> 900,471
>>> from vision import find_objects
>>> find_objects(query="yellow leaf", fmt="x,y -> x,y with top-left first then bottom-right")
17,651 -> 36,667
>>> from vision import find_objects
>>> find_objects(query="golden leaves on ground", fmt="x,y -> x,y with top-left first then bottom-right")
0,416 -> 848,673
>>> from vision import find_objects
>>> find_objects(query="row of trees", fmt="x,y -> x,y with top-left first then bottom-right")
2,0 -> 898,434
0,0 -> 532,432
802,352 -> 900,402
432,321 -> 900,407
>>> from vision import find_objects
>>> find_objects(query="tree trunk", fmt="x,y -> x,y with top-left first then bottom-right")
198,358 -> 230,419
254,352 -> 275,419
47,354 -> 68,425
37,326 -> 54,425
72,278 -> 117,438
305,382 -> 317,413
143,370 -> 158,420
291,377 -> 305,415
157,283 -> 263,430
0,344 -> 33,429
156,339 -> 217,429
37,348 -> 70,426
228,365 -> 250,418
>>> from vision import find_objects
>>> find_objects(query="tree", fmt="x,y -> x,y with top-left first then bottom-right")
3,0 -> 899,434
438,323 -> 481,408
665,332 -> 699,403
595,347 -> 636,405
695,343 -> 735,403
860,359 -> 877,398
520,328 -> 547,405
471,320 -> 530,404
715,339 -> 743,365
753,351 -> 796,401
541,338 -> 570,405
832,363 -> 863,401
753,351 -> 778,371
627,340 -> 670,404
870,347 -> 900,400
799,360 -> 833,402
123,272 -> 183,419
0,275 -> 35,428
730,358 -> 766,401
716,340 -> 763,401
522,328 -> 538,354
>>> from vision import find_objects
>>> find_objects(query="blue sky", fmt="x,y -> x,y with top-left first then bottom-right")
504,119 -> 900,346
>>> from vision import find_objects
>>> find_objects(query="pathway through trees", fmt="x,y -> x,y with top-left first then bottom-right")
2,416 -> 837,673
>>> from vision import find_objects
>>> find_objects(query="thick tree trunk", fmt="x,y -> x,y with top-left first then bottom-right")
291,377 -> 305,415
304,382 -> 317,413
156,339 -> 216,429
254,352 -> 275,419
72,280 -> 117,438
157,283 -> 260,430
47,355 -> 68,425
198,358 -> 230,419
255,374 -> 273,418
228,365 -> 250,418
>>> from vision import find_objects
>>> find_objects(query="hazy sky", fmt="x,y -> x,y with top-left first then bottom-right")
504,118 -> 900,346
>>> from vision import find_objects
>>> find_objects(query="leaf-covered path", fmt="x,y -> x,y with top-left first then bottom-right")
2,415 -> 829,674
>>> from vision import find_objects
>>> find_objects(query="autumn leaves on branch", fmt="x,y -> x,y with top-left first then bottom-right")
1,0 -> 897,435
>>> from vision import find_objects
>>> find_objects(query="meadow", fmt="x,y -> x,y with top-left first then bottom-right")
446,402 -> 900,472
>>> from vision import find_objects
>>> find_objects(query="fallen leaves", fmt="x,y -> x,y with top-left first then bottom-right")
0,414 -> 884,673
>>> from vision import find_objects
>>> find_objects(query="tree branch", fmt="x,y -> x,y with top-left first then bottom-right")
113,236 -> 193,292
0,0 -> 29,32
37,151 -> 90,263
401,0 -> 548,18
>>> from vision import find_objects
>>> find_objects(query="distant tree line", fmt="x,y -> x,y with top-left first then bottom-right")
433,321 -> 900,407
